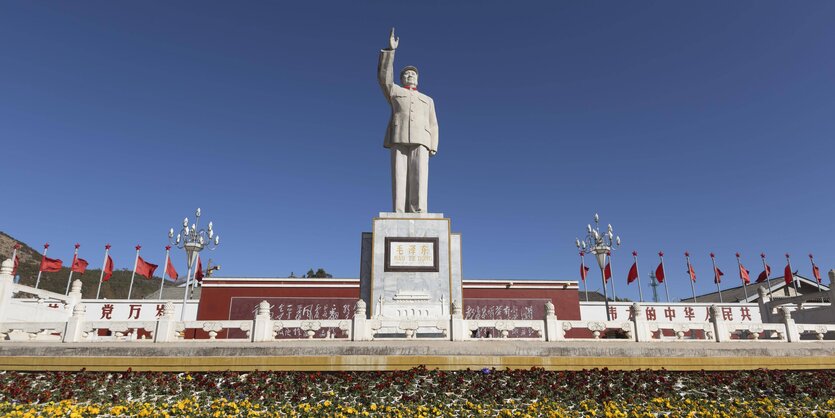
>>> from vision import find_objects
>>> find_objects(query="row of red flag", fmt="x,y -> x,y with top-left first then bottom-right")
10,243 -> 206,283
580,251 -> 823,286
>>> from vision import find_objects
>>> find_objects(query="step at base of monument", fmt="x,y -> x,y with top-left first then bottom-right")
0,341 -> 833,371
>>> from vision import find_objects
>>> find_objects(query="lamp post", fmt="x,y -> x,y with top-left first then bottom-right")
576,213 -> 620,321
169,208 -> 220,321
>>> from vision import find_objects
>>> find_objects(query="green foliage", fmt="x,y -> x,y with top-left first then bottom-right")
305,268 -> 333,278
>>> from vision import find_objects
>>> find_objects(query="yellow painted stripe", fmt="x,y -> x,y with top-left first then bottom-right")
0,355 -> 833,371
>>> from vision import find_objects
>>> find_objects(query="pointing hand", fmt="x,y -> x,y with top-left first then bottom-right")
388,27 -> 399,50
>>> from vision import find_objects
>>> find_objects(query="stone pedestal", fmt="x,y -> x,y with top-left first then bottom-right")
360,213 -> 462,321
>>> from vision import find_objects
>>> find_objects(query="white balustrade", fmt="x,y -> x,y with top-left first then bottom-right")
558,320 -> 634,341
0,322 -> 66,342
178,320 -> 253,341
462,319 -> 545,340
796,324 -> 835,341
366,318 -> 450,340
0,276 -> 832,345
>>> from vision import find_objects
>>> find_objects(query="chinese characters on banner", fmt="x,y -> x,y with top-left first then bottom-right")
584,304 -> 759,323
67,302 -> 174,321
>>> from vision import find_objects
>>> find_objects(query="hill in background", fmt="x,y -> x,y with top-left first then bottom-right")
0,232 -> 179,299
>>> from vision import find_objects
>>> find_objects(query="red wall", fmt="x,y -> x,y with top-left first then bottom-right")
197,280 -> 581,322
463,287 -> 581,320
198,281 -> 359,321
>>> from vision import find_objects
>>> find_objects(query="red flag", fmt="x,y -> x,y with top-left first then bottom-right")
784,263 -> 793,285
756,265 -> 771,283
40,256 -> 62,272
655,262 -> 665,283
603,262 -> 612,283
688,263 -> 697,282
103,255 -> 114,281
627,262 -> 638,284
71,255 -> 88,274
195,256 -> 204,282
579,264 -> 589,281
135,256 -> 158,279
738,263 -> 750,285
713,266 -> 724,284
12,255 -> 19,276
165,257 -> 178,282
812,264 -> 821,283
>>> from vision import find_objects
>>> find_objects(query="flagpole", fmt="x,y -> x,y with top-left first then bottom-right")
580,251 -> 588,302
181,252 -> 197,321
65,244 -> 80,295
809,254 -> 822,296
735,252 -> 749,301
34,243 -> 49,289
633,251 -> 643,302
10,244 -> 19,280
95,244 -> 110,299
610,254 -> 617,301
786,253 -> 798,295
760,253 -> 773,299
189,257 -> 201,300
710,253 -> 723,303
159,246 -> 171,299
685,252 -> 697,302
127,245 -> 140,299
659,252 -> 670,302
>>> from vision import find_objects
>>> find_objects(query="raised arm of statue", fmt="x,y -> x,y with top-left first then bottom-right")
378,28 -> 397,100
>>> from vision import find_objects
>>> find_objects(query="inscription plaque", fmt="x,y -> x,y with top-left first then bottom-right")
384,237 -> 439,272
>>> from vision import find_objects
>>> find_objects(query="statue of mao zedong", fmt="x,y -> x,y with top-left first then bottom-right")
378,28 -> 439,213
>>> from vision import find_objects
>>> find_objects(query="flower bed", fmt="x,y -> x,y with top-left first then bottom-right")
0,367 -> 832,417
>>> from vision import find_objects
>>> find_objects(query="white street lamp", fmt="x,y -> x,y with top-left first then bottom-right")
575,213 -> 620,321
169,208 -> 220,320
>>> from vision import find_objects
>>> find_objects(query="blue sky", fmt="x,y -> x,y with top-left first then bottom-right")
1,1 -> 834,301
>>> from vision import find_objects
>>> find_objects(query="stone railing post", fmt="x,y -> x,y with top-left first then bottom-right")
630,303 -> 650,342
450,300 -> 465,341
63,303 -> 86,343
66,279 -> 83,313
252,300 -> 273,342
352,299 -> 370,341
757,286 -> 772,323
154,302 -> 177,342
0,260 -> 15,321
544,301 -> 561,341
710,305 -> 728,342
780,306 -> 799,342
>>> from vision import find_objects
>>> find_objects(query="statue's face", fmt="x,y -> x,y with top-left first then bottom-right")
401,70 -> 418,88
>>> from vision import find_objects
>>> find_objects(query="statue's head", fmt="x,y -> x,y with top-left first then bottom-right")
400,66 -> 418,88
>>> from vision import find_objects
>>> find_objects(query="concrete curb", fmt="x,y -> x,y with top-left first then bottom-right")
1,341 -> 834,371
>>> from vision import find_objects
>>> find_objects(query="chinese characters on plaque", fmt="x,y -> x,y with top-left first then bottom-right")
229,297 -> 357,339
384,237 -> 439,272
464,299 -> 548,338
